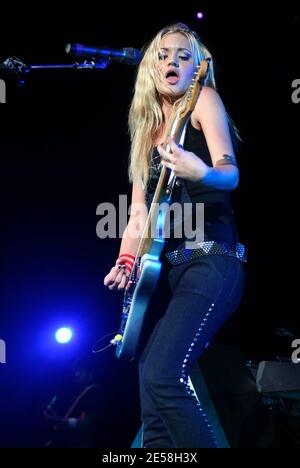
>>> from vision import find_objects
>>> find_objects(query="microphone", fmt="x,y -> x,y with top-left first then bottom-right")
65,43 -> 141,65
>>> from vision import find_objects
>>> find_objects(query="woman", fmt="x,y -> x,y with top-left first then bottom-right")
104,23 -> 246,448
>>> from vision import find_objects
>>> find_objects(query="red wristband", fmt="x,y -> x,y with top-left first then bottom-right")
118,254 -> 136,261
116,254 -> 136,274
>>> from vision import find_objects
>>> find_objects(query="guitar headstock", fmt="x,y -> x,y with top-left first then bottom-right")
179,57 -> 211,119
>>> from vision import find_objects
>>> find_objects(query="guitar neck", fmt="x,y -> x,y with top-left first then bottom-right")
137,112 -> 192,258
132,58 -> 211,264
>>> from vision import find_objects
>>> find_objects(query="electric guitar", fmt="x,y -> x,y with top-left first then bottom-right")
113,59 -> 211,360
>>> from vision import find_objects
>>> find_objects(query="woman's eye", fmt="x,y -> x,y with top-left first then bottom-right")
158,53 -> 167,60
179,56 -> 190,61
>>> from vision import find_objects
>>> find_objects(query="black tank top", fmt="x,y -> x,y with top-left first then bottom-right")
144,120 -> 239,250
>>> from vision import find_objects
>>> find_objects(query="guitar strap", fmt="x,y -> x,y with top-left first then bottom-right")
177,116 -> 193,206
162,117 -> 197,253
143,117 -> 197,252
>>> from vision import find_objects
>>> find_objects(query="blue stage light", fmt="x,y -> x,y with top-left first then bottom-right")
55,327 -> 73,344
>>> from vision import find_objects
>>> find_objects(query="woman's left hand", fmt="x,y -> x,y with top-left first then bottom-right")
157,139 -> 211,183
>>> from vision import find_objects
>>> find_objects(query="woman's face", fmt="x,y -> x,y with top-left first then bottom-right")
156,32 -> 195,98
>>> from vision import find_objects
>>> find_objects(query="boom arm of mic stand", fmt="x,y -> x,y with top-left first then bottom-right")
0,57 -> 112,86
0,57 -> 30,86
30,59 -> 112,70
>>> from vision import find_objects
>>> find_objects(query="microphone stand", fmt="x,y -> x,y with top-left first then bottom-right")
0,56 -> 111,86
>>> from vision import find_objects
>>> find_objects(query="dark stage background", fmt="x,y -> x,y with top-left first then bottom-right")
0,2 -> 299,448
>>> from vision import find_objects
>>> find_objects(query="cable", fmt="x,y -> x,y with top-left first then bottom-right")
92,331 -> 121,354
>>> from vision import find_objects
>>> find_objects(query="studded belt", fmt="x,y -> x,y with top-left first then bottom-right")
164,241 -> 247,265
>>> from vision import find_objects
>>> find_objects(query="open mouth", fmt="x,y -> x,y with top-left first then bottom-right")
165,70 -> 179,84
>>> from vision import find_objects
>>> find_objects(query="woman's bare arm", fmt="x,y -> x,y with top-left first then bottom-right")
104,180 -> 148,291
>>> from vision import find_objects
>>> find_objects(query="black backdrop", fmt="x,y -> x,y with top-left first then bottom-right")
0,2 -> 299,447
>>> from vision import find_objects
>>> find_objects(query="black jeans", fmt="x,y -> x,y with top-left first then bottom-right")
138,254 -> 245,448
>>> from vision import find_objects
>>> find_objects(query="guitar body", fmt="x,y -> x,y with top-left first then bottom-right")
116,206 -> 169,360
114,59 -> 211,361
115,254 -> 161,360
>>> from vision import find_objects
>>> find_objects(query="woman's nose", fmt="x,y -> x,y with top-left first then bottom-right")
168,60 -> 179,68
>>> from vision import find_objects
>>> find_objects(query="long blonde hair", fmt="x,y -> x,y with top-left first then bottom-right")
128,23 -> 234,188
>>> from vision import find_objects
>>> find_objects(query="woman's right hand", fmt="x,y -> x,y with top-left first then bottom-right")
103,265 -> 130,291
